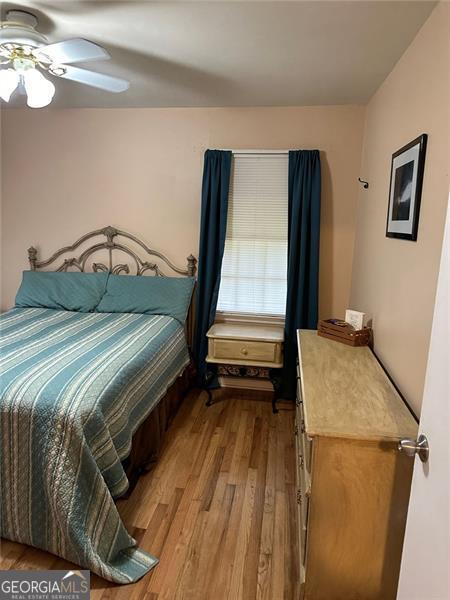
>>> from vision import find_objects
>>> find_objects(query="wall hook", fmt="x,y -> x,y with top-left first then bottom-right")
358,177 -> 369,189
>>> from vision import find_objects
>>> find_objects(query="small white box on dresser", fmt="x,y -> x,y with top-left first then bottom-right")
344,308 -> 369,330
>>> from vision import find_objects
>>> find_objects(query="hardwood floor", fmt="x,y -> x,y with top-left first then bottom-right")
0,388 -> 299,599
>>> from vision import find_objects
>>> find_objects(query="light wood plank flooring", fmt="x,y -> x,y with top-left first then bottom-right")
0,388 -> 299,599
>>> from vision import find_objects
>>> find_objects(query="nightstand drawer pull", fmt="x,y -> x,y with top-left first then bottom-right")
241,347 -> 248,356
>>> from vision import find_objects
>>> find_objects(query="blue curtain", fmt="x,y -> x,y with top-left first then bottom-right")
282,150 -> 321,399
194,149 -> 232,383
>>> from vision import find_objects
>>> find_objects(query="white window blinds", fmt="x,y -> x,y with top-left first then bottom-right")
217,153 -> 288,317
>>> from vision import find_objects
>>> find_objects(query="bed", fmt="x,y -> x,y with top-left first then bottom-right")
0,226 -> 197,583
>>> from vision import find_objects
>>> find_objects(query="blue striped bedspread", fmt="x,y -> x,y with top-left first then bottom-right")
0,307 -> 190,583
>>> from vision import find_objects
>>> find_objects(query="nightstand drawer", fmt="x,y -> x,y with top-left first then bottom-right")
211,338 -> 277,363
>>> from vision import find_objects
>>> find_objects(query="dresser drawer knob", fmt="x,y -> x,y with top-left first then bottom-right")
241,347 -> 248,356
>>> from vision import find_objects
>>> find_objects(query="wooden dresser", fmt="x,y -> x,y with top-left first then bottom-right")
296,330 -> 418,600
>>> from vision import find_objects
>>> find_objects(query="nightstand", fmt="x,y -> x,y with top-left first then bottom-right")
205,322 -> 284,413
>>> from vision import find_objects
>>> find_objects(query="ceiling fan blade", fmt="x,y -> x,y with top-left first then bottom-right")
33,39 -> 110,65
56,65 -> 129,93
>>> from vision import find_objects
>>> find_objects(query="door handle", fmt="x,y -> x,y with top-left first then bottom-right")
398,434 -> 429,463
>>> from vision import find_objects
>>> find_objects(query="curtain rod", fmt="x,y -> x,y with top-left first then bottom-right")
230,149 -> 290,155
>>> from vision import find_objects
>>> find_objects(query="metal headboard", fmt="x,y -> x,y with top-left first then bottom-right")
27,225 -> 197,347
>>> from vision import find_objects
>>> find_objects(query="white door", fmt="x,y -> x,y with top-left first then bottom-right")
397,196 -> 450,600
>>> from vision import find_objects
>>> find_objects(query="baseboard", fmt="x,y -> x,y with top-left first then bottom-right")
219,376 -> 273,391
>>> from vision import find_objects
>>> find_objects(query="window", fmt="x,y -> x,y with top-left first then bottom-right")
217,152 -> 288,318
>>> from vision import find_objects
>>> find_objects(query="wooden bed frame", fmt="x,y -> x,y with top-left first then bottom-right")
27,225 -> 197,494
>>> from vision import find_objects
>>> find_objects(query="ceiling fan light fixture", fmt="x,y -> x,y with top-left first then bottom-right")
23,68 -> 55,108
0,10 -> 129,107
0,68 -> 19,101
12,56 -> 35,72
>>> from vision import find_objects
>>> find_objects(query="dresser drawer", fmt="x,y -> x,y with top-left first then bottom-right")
296,374 -> 303,406
299,454 -> 310,521
295,414 -> 310,572
302,429 -> 312,475
296,397 -> 312,474
299,489 -> 309,565
210,338 -> 278,363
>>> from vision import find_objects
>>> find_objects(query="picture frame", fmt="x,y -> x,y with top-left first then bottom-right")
386,133 -> 427,241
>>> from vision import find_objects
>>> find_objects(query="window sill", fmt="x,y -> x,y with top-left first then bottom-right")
215,311 -> 285,327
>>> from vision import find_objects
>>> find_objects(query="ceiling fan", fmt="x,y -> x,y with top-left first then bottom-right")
0,9 -> 129,108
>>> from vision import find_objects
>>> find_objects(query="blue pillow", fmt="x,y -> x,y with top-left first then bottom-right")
95,275 -> 195,324
15,271 -> 109,313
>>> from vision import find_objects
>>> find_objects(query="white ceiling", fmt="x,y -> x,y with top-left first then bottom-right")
2,1 -> 436,108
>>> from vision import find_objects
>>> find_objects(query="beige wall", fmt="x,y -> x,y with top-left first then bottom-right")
1,105 -> 364,317
350,3 -> 449,416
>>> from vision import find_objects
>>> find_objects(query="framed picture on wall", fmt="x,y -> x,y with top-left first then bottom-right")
386,133 -> 427,241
